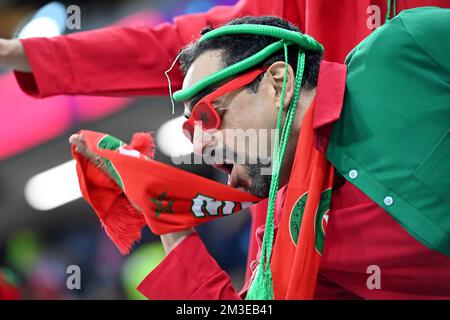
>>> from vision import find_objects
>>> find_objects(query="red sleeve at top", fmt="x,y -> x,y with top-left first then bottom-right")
15,0 -> 450,98
14,0 -> 282,98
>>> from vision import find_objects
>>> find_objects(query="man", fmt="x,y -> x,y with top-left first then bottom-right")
1,1 -> 449,299
75,10 -> 450,299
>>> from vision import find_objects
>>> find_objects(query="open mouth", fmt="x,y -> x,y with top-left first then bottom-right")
212,163 -> 234,175
213,163 -> 236,187
213,162 -> 252,191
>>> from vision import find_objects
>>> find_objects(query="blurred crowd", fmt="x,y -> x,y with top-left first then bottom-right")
0,210 -> 251,299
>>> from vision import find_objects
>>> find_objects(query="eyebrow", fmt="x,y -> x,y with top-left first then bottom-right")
184,75 -> 236,116
185,84 -> 219,113
187,94 -> 205,110
183,95 -> 204,118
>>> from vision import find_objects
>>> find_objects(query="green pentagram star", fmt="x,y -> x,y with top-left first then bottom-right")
150,191 -> 174,218
199,111 -> 209,125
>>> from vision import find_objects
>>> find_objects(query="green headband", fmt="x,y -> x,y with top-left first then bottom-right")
170,24 -> 323,300
172,24 -> 323,102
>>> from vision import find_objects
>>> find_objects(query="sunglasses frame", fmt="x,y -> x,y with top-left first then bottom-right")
182,67 -> 268,141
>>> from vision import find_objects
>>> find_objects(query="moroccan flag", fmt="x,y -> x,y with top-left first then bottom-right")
270,100 -> 335,299
72,130 -> 260,254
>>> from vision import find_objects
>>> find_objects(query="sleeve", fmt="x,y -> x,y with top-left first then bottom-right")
137,232 -> 242,300
14,0 -> 280,98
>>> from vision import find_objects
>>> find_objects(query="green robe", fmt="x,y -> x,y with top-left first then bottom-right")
326,7 -> 450,256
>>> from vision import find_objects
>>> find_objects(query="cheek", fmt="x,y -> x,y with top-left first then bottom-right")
248,95 -> 278,159
247,94 -> 278,132
222,94 -> 275,130
219,94 -> 276,159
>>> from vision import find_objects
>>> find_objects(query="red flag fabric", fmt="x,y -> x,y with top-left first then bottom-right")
72,130 -> 260,254
270,100 -> 335,299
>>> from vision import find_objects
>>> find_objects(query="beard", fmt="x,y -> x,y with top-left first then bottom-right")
244,160 -> 272,198
205,144 -> 273,198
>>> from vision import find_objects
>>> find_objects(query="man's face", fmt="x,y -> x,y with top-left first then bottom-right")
182,50 -> 282,198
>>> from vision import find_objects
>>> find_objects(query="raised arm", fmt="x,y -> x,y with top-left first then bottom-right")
0,39 -> 31,72
1,0 -> 281,98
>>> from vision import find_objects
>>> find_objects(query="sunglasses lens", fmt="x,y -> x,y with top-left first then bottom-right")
182,121 -> 194,142
192,102 -> 219,129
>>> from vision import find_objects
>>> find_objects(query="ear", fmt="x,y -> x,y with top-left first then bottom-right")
266,61 -> 295,109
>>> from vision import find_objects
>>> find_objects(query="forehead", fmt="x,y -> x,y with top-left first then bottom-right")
182,49 -> 224,91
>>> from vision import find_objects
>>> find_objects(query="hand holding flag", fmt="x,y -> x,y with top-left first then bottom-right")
70,130 -> 260,254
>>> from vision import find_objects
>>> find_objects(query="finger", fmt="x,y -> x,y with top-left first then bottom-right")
69,134 -> 103,165
68,133 -> 79,144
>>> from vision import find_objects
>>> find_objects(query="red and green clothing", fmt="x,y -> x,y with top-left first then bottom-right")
13,0 -> 450,299
327,7 -> 450,257
138,59 -> 450,299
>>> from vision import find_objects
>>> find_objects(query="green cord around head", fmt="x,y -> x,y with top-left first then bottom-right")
173,40 -> 290,102
199,25 -> 324,53
173,24 -> 324,102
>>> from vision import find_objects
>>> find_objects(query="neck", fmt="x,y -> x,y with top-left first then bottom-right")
278,86 -> 317,187
292,86 -> 317,133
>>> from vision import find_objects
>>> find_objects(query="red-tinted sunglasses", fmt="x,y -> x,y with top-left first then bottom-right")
182,68 -> 267,142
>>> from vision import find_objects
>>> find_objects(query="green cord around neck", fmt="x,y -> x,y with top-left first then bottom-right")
246,47 -> 305,300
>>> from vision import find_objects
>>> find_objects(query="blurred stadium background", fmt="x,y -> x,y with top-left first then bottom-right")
0,0 -> 251,299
